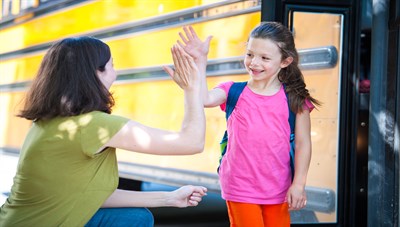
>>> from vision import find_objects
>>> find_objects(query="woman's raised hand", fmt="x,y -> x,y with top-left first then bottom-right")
163,44 -> 200,90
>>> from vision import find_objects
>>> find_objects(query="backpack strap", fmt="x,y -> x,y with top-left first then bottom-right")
226,81 -> 248,120
217,81 -> 247,173
283,84 -> 296,181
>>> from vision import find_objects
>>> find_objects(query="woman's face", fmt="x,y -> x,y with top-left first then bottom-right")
97,57 -> 116,89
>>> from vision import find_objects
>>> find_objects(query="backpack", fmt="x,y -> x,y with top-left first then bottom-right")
218,81 -> 296,181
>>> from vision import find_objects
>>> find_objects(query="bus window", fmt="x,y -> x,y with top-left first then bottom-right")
290,11 -> 343,224
20,0 -> 38,11
2,0 -> 13,18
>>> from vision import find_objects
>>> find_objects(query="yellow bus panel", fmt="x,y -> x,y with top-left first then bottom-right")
108,12 -> 260,69
0,0 -> 223,54
0,12 -> 260,83
0,92 -> 31,148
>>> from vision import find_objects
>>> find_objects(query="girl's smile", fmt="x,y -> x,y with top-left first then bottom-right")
244,37 -> 284,81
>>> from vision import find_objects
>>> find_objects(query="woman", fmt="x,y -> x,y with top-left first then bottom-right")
0,37 -> 207,227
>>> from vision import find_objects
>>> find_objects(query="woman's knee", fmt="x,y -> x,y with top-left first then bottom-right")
86,207 -> 154,227
134,208 -> 154,226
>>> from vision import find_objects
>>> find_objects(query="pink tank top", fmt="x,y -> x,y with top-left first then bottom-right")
216,81 -> 313,204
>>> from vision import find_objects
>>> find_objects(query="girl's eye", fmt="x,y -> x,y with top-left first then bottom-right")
246,53 -> 252,57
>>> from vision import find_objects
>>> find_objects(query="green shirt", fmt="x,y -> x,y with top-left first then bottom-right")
0,111 -> 129,227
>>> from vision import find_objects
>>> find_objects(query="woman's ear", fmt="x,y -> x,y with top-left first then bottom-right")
280,56 -> 293,68
96,69 -> 104,77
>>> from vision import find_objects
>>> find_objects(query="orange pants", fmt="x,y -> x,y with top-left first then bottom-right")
226,201 -> 290,227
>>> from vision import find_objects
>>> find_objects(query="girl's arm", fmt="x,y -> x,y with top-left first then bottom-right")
286,109 -> 311,210
102,45 -> 205,155
102,186 -> 207,208
177,26 -> 226,107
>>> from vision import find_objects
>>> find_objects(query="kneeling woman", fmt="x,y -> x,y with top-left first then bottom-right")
0,37 -> 206,227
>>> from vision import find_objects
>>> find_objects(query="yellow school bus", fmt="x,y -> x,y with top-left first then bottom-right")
2,0 -> 382,225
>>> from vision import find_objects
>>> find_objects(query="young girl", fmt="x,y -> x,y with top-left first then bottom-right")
171,22 -> 320,226
0,37 -> 207,227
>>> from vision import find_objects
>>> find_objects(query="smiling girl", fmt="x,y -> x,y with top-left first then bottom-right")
171,22 -> 321,226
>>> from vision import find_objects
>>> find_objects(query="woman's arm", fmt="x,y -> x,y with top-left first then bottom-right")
102,185 -> 207,208
103,45 -> 205,155
286,109 -> 311,210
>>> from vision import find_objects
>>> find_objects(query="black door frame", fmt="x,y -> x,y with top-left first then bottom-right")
261,0 -> 400,226
261,0 -> 362,226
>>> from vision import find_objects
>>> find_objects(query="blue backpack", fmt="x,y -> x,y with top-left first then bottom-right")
218,81 -> 296,181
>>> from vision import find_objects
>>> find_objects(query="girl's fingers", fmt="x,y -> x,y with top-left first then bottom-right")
183,26 -> 193,40
205,35 -> 213,45
171,46 -> 179,68
188,26 -> 199,39
289,197 -> 307,210
177,40 -> 185,49
179,32 -> 188,44
287,194 -> 292,208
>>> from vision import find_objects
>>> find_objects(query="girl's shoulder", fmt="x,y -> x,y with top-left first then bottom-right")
214,81 -> 235,96
303,99 -> 315,112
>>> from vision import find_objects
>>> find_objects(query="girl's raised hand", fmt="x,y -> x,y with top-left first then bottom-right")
177,26 -> 212,61
163,44 -> 200,90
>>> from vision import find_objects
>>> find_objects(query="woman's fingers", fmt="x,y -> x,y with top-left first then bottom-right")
174,45 -> 189,86
187,187 -> 207,206
169,44 -> 198,89
162,65 -> 174,78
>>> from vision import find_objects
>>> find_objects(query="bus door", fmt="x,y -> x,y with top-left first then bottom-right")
262,0 -> 363,226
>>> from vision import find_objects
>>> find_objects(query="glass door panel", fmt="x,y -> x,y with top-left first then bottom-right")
290,12 -> 343,224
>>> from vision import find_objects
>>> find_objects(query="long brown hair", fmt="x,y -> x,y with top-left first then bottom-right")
18,37 -> 115,121
250,22 -> 321,113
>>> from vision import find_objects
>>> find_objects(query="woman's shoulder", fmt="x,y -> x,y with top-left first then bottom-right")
82,111 -> 130,124
50,111 -> 129,129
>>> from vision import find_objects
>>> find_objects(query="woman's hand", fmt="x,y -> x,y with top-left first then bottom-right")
168,185 -> 208,208
101,186 -> 207,208
163,44 -> 200,90
177,26 -> 212,61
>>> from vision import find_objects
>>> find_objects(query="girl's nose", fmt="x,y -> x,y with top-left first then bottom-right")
250,57 -> 260,66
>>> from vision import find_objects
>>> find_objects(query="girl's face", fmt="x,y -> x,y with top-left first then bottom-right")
244,38 -> 291,82
97,57 -> 116,89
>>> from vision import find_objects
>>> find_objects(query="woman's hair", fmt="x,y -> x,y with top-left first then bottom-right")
18,37 -> 115,120
250,22 -> 321,113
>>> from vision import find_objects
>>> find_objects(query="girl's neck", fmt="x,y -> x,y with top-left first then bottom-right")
247,77 -> 282,96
